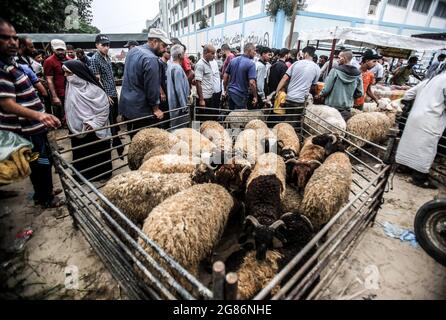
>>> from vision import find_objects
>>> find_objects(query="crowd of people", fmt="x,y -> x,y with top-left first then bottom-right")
1,17 -> 445,208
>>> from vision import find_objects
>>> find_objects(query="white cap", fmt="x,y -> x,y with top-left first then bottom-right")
51,39 -> 67,51
147,28 -> 172,45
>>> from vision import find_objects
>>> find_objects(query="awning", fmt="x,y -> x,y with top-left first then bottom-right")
298,27 -> 446,51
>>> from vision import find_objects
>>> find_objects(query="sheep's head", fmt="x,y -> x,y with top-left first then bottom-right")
312,133 -> 345,156
192,163 -> 217,184
280,212 -> 314,248
286,159 -> 322,192
278,141 -> 297,162
241,215 -> 286,261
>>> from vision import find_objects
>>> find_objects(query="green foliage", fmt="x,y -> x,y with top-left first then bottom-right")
1,0 -> 100,33
265,0 -> 306,21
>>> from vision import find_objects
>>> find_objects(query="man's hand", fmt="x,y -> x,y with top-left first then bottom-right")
160,91 -> 167,102
153,107 -> 164,120
37,113 -> 61,129
51,97 -> 62,107
221,92 -> 227,100
199,99 -> 206,107
252,96 -> 258,107
108,97 -> 115,106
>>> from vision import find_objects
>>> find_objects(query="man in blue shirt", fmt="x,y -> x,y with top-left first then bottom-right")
119,28 -> 171,138
223,43 -> 258,110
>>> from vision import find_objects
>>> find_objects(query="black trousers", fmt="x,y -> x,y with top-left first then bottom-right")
23,132 -> 54,205
196,96 -> 220,122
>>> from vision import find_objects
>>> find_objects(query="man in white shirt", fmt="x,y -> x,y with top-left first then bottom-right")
195,44 -> 218,121
255,46 -> 272,103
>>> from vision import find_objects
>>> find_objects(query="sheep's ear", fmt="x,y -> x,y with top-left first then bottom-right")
272,236 -> 284,249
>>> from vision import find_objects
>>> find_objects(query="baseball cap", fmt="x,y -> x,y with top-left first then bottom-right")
147,28 -> 172,45
95,34 -> 110,45
124,40 -> 139,48
362,49 -> 381,60
51,39 -> 67,51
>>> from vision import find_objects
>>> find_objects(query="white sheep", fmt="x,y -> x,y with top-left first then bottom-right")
304,105 -> 346,137
225,110 -> 266,129
139,154 -> 203,175
346,111 -> 393,149
234,129 -> 265,164
173,128 -> 217,159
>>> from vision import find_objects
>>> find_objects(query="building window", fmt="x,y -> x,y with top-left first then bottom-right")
215,0 -> 224,15
234,0 -> 240,8
191,14 -> 195,24
245,0 -> 255,3
183,0 -> 188,8
182,18 -> 188,28
388,0 -> 409,8
208,6 -> 212,18
413,0 -> 432,13
434,0 -> 446,17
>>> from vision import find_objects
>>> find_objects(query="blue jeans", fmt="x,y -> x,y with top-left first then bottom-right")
228,92 -> 248,110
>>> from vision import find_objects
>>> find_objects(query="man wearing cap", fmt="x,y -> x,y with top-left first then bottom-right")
89,34 -> 124,156
124,40 -> 139,51
354,49 -> 380,109
119,28 -> 171,138
43,39 -> 69,122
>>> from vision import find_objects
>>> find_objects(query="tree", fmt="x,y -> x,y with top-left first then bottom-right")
1,0 -> 100,33
265,0 -> 306,21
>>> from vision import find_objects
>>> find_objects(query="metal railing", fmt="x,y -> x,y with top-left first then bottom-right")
48,104 -> 398,300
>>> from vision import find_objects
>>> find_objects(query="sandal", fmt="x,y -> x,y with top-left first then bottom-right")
42,196 -> 66,209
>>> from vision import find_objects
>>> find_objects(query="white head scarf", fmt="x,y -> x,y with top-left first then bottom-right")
64,68 -> 111,139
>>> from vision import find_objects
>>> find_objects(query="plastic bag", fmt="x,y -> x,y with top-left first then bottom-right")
0,130 -> 33,161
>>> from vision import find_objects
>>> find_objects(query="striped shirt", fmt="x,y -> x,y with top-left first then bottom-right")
0,58 -> 46,135
89,52 -> 117,97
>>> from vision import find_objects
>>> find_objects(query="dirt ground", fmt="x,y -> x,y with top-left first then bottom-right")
1,133 -> 446,300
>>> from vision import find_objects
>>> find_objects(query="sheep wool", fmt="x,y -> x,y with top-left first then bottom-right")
225,110 -> 265,129
281,185 -> 304,214
173,128 -> 217,157
101,171 -> 195,238
273,123 -> 301,158
346,112 -> 393,149
236,250 -> 283,300
300,152 -> 352,230
128,128 -> 182,170
138,183 -> 234,291
200,121 -> 233,154
234,129 -> 265,164
139,154 -> 202,174
247,153 -> 287,199
304,105 -> 346,137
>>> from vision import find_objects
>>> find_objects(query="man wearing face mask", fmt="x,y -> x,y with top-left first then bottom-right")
119,28 -> 172,138
0,19 -> 62,208
44,39 -> 69,123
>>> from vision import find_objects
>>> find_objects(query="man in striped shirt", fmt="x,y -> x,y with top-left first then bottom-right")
0,19 -> 62,208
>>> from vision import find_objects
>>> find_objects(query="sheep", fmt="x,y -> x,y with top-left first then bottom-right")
200,121 -> 233,155
346,112 -> 393,149
286,133 -> 341,192
233,129 -> 265,164
139,154 -> 203,175
127,128 -> 185,170
273,123 -> 301,161
244,119 -> 278,153
225,109 -> 265,129
300,152 -> 352,231
215,157 -> 252,198
138,183 -> 235,292
243,153 -> 287,260
304,105 -> 347,137
173,127 -> 217,156
101,163 -> 215,234
226,212 -> 314,299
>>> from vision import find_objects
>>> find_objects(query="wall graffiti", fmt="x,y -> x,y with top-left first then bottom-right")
209,31 -> 270,48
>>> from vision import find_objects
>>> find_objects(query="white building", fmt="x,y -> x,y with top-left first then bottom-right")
160,0 -> 446,54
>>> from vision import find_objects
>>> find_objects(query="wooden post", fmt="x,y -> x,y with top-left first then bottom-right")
225,272 -> 239,300
212,261 -> 225,300
287,0 -> 299,49
328,38 -> 337,74
297,40 -> 301,52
